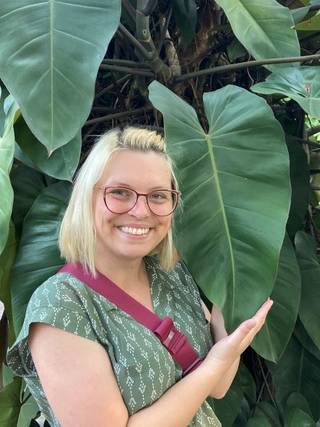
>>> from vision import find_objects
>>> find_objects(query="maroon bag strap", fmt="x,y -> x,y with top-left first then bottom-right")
59,263 -> 203,376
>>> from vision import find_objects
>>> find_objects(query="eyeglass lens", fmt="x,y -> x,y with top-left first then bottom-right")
104,187 -> 177,216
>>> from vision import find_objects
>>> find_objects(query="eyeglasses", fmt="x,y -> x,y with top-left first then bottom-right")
97,186 -> 180,216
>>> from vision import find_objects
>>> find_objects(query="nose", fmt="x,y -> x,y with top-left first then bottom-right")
128,194 -> 151,217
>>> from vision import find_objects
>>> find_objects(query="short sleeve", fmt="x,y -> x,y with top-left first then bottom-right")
6,273 -> 98,378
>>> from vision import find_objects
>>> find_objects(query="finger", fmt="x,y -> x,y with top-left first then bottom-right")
228,318 -> 257,348
252,299 -> 273,325
228,300 -> 273,351
249,299 -> 274,335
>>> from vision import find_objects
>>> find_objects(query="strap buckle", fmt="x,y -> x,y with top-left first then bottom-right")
154,316 -> 203,375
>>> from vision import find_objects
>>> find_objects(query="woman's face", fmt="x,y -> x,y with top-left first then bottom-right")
93,149 -> 173,264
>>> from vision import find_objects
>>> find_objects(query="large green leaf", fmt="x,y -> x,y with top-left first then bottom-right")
0,86 -> 5,135
237,363 -> 256,406
254,402 -> 282,427
233,397 -> 251,427
285,138 -> 310,240
0,0 -> 121,152
246,414 -> 273,427
0,377 -> 39,427
14,117 -> 81,181
213,381 -> 243,427
17,387 -> 40,427
172,0 -> 197,48
214,362 -> 257,427
295,231 -> 320,351
0,223 -> 16,350
295,12 -> 320,31
10,181 -> 71,334
291,6 -> 312,25
11,164 -> 47,239
284,408 -> 316,427
215,0 -> 300,72
0,99 -> 19,255
149,81 -> 291,330
0,377 -> 21,427
295,319 -> 320,361
251,234 -> 301,362
286,392 -> 313,418
271,336 -> 320,420
251,67 -> 320,118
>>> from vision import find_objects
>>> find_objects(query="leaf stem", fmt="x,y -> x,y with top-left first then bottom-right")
256,355 -> 278,408
292,136 -> 320,149
100,64 -> 154,76
95,75 -> 131,100
102,58 -> 150,68
174,54 -> 320,82
85,106 -> 154,125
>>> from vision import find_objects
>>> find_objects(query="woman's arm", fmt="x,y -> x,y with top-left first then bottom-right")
29,299 -> 272,427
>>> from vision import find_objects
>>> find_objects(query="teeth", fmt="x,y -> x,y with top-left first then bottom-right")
120,226 -> 150,235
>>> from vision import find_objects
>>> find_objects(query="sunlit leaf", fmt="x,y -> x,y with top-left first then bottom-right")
149,81 -> 291,333
251,67 -> 320,118
215,0 -> 300,72
295,12 -> 320,31
0,0 -> 121,152
0,99 -> 19,255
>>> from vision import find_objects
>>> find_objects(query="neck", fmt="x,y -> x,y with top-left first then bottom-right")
94,252 -> 147,292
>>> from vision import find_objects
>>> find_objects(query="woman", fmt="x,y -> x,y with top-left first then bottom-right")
6,127 -> 272,427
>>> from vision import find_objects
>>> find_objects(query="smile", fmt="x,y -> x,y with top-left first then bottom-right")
118,226 -> 150,236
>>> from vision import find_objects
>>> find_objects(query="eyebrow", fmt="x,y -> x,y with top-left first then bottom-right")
105,182 -> 172,190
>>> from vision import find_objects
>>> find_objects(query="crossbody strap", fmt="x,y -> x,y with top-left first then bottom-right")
59,263 -> 203,376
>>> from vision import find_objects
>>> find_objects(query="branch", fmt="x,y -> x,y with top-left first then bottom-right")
102,58 -> 150,68
306,125 -> 320,137
118,23 -> 153,60
158,6 -> 172,52
292,136 -> 320,149
96,75 -> 132,100
174,53 -> 320,82
136,0 -> 171,79
85,106 -> 154,126
100,63 -> 154,77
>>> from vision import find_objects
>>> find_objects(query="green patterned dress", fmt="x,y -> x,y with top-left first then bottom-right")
6,257 -> 221,427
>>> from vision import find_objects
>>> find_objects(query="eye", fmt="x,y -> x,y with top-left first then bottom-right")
149,191 -> 170,202
108,188 -> 132,199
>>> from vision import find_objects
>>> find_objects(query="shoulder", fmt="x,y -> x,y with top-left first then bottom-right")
6,272 -> 100,377
29,271 -> 89,313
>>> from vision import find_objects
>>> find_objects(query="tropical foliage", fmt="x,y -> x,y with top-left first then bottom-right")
0,0 -> 320,425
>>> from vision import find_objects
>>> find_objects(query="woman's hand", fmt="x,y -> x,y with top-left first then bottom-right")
204,299 -> 273,373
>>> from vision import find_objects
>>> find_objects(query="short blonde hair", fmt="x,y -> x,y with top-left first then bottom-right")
59,127 -> 179,275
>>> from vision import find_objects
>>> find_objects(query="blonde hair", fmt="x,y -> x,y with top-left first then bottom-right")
59,127 -> 179,275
